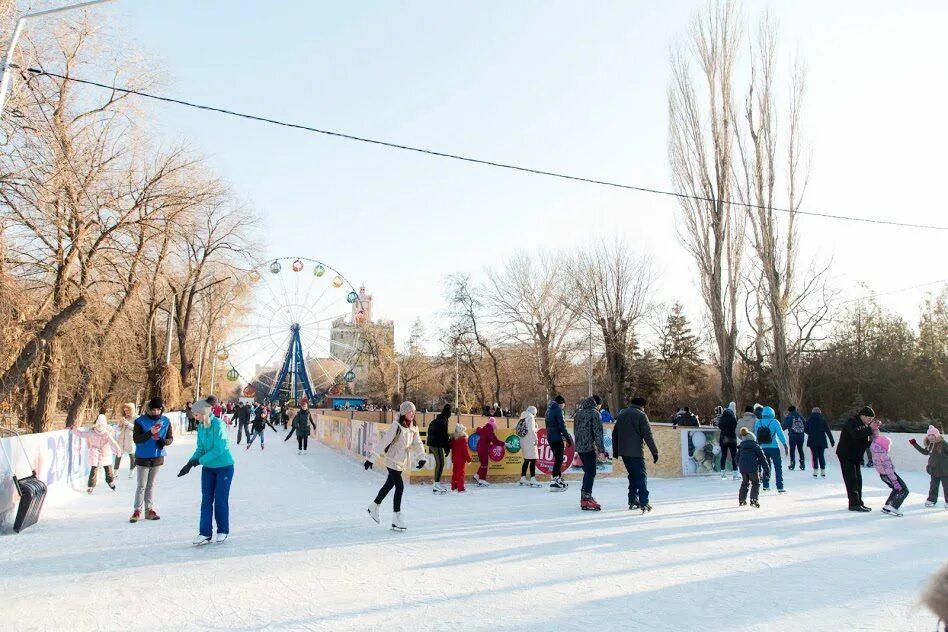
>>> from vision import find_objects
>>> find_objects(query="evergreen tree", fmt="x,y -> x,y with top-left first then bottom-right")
659,303 -> 703,387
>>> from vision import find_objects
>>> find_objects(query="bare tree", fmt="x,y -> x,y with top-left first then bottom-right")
569,237 -> 655,412
668,0 -> 746,403
484,252 -> 580,400
443,273 -> 503,407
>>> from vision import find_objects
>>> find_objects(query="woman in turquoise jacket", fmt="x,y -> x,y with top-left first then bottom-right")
178,398 -> 235,545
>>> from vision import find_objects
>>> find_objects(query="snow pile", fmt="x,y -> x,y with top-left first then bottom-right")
0,431 -> 943,631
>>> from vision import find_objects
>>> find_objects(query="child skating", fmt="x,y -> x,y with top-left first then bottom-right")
737,427 -> 769,508
449,423 -> 471,492
73,413 -> 123,494
870,419 -> 908,516
473,417 -> 503,487
910,425 -> 948,509
246,409 -> 276,450
364,401 -> 426,531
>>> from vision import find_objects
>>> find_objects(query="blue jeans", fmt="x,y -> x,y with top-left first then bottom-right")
622,456 -> 649,506
789,435 -> 805,467
579,451 -> 597,495
762,447 -> 784,491
247,430 -> 264,445
200,465 -> 234,537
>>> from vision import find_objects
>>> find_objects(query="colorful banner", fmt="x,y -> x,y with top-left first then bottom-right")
681,428 -> 722,475
567,427 -> 614,474
535,428 -> 576,475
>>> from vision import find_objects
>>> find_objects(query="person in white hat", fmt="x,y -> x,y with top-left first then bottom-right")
364,401 -> 426,531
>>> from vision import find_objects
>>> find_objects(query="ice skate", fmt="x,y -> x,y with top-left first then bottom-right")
580,494 -> 601,511
473,476 -> 489,487
812,471 -> 818,478
107,481 -> 116,491
215,533 -> 229,543
528,477 -> 543,487
86,487 -> 93,494
261,444 -> 264,450
519,476 -> 528,486
391,512 -> 406,532
925,500 -> 937,507
778,489 -> 787,494
750,499 -> 760,508
788,463 -> 795,471
193,535 -> 212,546
298,450 -> 302,455
549,476 -> 567,492
640,504 -> 652,514
367,502 -> 380,524
820,470 -> 826,477
881,505 -> 903,517
432,483 -> 447,495
721,472 -> 728,480
739,500 -> 747,506
732,472 -> 739,481
800,465 -> 806,471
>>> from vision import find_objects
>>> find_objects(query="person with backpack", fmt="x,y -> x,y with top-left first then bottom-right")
365,401 -> 426,531
573,395 -> 606,511
612,397 -> 659,513
910,425 -> 948,509
449,422 -> 472,492
783,406 -> 807,471
283,402 -> 317,454
869,419 -> 908,517
473,417 -> 504,486
544,395 -> 572,491
805,407 -> 835,478
753,406 -> 789,493
517,406 -> 541,487
836,406 -> 876,512
737,427 -> 770,508
426,404 -> 452,494
718,402 -> 739,480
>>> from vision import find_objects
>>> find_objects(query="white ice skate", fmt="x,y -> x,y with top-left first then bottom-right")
732,472 -> 739,481
881,505 -> 903,517
528,477 -> 543,488
192,535 -> 212,546
925,501 -> 937,507
297,450 -> 302,455
215,533 -> 229,543
391,512 -> 406,532
473,476 -> 489,487
721,472 -> 728,480
367,502 -> 380,524
519,476 -> 528,486
432,482 -> 447,495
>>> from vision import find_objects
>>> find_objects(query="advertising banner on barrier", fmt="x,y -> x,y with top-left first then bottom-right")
681,428 -> 722,475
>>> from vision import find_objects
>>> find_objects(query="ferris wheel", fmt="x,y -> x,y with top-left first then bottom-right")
220,257 -> 367,406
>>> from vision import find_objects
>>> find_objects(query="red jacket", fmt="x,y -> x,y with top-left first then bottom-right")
450,436 -> 471,466
476,424 -> 502,457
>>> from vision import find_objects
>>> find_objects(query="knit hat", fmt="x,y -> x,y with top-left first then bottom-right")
454,423 -> 467,435
192,399 -> 212,417
399,401 -> 416,416
525,406 -> 538,416
94,414 -> 110,432
554,395 -> 566,405
927,425 -> 942,440
727,402 -> 736,412
857,406 -> 875,418
147,396 -> 164,411
487,417 -> 497,428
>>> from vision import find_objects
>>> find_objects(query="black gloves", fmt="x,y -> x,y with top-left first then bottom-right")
363,460 -> 373,470
416,459 -> 426,469
177,460 -> 199,477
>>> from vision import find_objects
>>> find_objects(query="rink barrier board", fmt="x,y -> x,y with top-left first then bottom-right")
0,412 -> 187,530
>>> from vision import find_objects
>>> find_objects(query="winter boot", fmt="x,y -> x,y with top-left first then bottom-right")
129,510 -> 141,523
367,502 -> 380,524
392,512 -> 406,532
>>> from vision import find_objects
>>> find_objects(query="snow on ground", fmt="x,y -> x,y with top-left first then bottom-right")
0,428 -> 944,632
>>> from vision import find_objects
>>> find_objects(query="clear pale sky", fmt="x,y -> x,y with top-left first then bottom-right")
67,1 -> 948,348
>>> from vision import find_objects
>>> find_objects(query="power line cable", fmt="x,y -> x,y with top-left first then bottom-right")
20,66 -> 948,232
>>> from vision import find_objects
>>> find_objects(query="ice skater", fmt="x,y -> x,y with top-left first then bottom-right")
449,422 -> 471,492
573,395 -> 606,511
613,397 -> 659,513
869,419 -> 908,516
910,425 -> 948,509
783,406 -> 807,471
364,401 -> 426,531
246,408 -> 276,450
73,412 -> 122,494
178,399 -> 235,544
754,406 -> 788,493
426,404 -> 452,494
130,396 -> 174,523
738,427 -> 769,508
517,406 -> 541,487
717,402 -> 739,480
473,417 -> 503,486
284,402 -> 317,454
805,407 -> 834,478
113,403 -> 137,478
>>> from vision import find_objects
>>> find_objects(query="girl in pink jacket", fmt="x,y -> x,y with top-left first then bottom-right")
870,419 -> 908,517
73,413 -> 123,494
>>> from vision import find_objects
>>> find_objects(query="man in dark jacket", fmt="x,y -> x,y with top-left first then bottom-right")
573,395 -> 605,510
783,406 -> 807,470
836,406 -> 876,512
426,404 -> 452,492
718,404 -> 739,479
804,407 -> 835,477
235,402 -> 252,445
544,395 -> 572,490
613,397 -> 659,512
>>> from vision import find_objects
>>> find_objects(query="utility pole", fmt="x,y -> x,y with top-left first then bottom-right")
0,0 -> 118,118
454,344 -> 460,416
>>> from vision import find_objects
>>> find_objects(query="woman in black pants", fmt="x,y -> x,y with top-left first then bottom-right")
365,401 -> 426,531
426,404 -> 452,493
284,402 -> 316,454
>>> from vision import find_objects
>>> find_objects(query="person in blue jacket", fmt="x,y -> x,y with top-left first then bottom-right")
805,407 -> 835,478
178,399 -> 235,545
600,405 -> 614,423
544,395 -> 573,491
130,396 -> 174,523
754,406 -> 789,493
